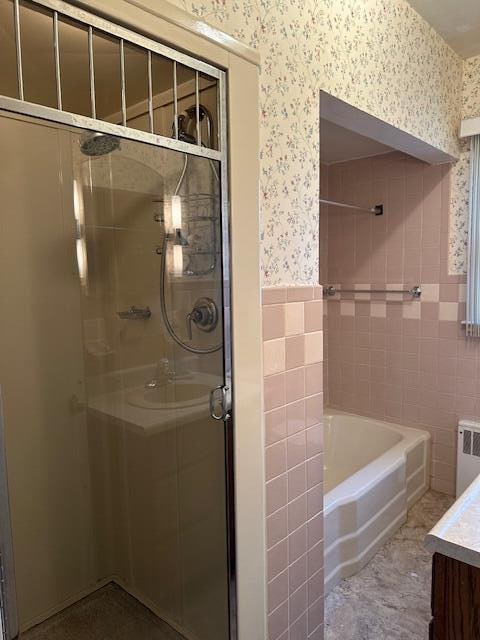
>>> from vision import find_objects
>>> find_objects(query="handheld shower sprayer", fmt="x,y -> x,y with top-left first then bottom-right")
157,103 -> 222,354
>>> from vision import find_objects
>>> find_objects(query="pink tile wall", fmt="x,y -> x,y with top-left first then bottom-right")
323,151 -> 477,496
262,285 -> 324,640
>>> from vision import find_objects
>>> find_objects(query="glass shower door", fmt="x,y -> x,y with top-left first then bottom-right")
0,112 -> 232,640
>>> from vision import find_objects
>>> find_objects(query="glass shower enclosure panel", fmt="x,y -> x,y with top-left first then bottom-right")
0,112 -> 230,640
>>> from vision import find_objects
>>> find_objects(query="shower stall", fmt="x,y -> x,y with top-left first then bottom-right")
0,1 -> 235,639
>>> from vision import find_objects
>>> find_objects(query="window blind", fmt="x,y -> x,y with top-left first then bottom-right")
466,135 -> 480,337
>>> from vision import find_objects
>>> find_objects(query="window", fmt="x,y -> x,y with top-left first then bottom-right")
466,134 -> 480,336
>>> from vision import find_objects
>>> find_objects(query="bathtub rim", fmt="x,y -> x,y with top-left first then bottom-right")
324,408 -> 431,514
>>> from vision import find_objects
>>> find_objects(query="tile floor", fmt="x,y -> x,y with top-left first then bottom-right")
18,490 -> 454,640
325,490 -> 454,640
21,583 -> 184,640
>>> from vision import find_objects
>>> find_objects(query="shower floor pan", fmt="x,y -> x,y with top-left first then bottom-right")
20,583 -> 184,640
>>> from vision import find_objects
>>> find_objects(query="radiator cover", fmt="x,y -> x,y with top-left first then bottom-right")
457,420 -> 480,497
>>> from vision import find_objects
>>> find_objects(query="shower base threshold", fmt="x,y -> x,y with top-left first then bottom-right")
20,583 -> 185,640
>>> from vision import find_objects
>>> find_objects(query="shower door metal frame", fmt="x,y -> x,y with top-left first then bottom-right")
0,1 -> 236,638
0,390 -> 18,640
0,0 -> 224,161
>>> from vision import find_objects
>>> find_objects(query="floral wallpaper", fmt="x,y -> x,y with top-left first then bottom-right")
171,0 -> 463,286
449,55 -> 480,275
449,141 -> 470,275
321,1 -> 462,157
463,55 -> 480,120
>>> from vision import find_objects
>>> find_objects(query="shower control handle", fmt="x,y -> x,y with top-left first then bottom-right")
210,385 -> 231,421
186,310 -> 200,340
186,298 -> 218,340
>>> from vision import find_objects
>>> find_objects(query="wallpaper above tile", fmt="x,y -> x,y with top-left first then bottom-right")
172,0 -> 463,287
321,0 -> 462,158
448,54 -> 480,276
449,142 -> 470,275
463,55 -> 480,120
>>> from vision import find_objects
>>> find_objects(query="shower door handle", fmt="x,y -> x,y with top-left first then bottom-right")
209,385 -> 231,421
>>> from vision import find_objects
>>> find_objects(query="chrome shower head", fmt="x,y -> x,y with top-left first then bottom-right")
174,114 -> 197,144
80,132 -> 120,157
172,105 -> 214,148
178,130 -> 197,144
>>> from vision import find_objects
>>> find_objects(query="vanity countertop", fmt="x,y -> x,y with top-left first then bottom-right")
425,475 -> 480,568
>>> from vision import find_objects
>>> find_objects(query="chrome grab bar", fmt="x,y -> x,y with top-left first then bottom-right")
324,285 -> 421,299
117,306 -> 152,320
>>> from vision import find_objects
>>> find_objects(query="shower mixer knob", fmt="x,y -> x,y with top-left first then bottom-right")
186,297 -> 218,340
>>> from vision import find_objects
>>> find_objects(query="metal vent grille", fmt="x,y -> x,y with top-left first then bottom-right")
461,428 -> 480,457
0,0 -> 224,160
473,432 -> 480,457
463,428 -> 472,454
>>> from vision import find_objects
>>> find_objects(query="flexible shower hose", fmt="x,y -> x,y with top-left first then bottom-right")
159,232 -> 222,354
158,108 -> 222,355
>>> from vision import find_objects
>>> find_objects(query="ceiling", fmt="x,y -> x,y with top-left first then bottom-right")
408,0 -> 480,58
320,119 -> 394,165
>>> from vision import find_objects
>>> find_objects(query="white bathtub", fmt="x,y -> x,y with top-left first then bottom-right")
324,409 -> 430,593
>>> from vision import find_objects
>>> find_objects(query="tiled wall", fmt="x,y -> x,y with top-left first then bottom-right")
262,286 -> 324,640
322,151 -> 480,496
